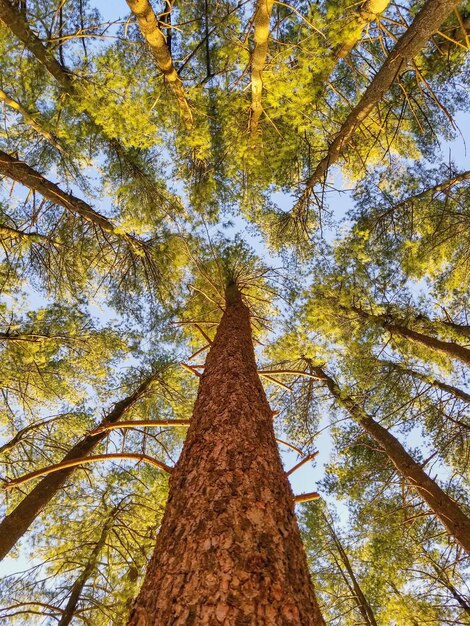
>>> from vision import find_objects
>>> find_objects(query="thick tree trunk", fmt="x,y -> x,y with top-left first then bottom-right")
314,366 -> 470,554
0,372 -> 157,561
128,284 -> 325,625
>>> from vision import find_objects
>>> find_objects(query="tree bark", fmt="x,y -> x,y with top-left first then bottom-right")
294,0 -> 458,214
127,284 -> 325,625
378,358 -> 470,404
249,0 -> 274,134
322,513 -> 378,626
329,299 -> 470,367
125,0 -> 193,129
313,366 -> 470,554
57,506 -> 118,626
0,0 -> 74,92
0,149 -> 143,249
0,88 -> 64,151
332,0 -> 390,62
384,321 -> 470,367
0,372 -> 158,561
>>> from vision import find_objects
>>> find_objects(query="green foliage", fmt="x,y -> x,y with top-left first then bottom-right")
0,0 -> 469,622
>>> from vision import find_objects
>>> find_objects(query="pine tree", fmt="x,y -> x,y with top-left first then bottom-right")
0,0 -> 469,623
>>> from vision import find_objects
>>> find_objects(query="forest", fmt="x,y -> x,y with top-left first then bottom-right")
0,0 -> 469,623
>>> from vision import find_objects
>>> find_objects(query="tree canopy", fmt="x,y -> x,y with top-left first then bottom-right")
0,0 -> 469,623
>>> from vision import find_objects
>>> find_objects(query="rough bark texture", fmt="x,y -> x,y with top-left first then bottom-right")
295,0 -> 458,212
0,373 -> 157,561
249,0 -> 274,134
128,285 -> 325,625
126,0 -> 193,128
314,366 -> 470,554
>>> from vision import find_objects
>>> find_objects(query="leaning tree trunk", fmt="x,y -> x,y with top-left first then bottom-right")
314,366 -> 470,554
57,505 -> 118,626
128,284 -> 325,625
0,372 -> 157,561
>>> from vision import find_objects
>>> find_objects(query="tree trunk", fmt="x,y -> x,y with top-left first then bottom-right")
57,506 -> 118,626
322,513 -> 378,626
378,358 -> 470,404
0,87 -> 64,151
385,322 -> 470,367
249,0 -> 274,134
128,284 -> 325,625
0,149 -> 142,250
0,372 -> 157,561
332,0 -> 390,61
0,0 -> 74,92
295,0 -> 458,212
314,366 -> 470,554
125,0 -> 193,129
330,299 -> 470,367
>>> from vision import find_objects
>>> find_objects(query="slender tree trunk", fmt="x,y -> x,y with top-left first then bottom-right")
378,358 -> 470,404
428,562 -> 470,615
385,322 -> 470,367
440,320 -> 470,340
332,0 -> 390,61
0,149 -> 142,249
249,0 -> 274,134
322,513 -> 378,626
295,0 -> 458,213
128,284 -> 325,625
0,372 -> 157,561
125,0 -> 193,129
57,506 -> 118,626
0,0 -> 74,91
313,366 -> 470,554
330,299 -> 470,367
0,88 -> 64,151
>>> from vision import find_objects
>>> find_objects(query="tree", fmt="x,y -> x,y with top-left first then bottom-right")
1,0 -> 470,623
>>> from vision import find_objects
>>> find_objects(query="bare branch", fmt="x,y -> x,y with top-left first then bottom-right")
3,453 -> 172,490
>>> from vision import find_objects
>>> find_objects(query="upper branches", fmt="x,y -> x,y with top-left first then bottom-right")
125,0 -> 193,129
290,0 -> 459,224
249,0 -> 274,134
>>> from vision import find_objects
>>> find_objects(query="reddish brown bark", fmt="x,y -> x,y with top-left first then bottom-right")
128,284 -> 325,625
